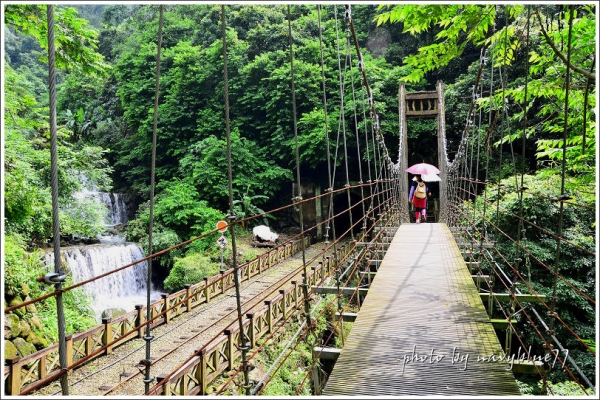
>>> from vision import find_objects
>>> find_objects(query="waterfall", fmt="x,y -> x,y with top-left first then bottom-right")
45,243 -> 160,320
99,192 -> 128,226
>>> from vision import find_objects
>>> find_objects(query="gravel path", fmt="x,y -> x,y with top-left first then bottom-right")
32,241 -> 332,396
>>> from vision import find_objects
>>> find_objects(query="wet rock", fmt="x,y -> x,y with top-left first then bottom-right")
101,308 -> 127,320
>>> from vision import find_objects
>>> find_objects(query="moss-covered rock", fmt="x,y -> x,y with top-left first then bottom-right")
4,340 -> 19,361
8,296 -> 25,317
27,331 -> 49,350
12,337 -> 37,358
6,314 -> 21,339
24,295 -> 37,314
20,283 -> 31,297
28,315 -> 43,331
18,320 -> 32,338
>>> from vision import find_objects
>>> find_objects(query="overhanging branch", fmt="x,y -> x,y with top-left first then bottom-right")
534,9 -> 595,82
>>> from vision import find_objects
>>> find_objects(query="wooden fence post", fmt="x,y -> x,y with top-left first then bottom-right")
264,300 -> 273,333
102,318 -> 113,354
204,277 -> 211,303
135,304 -> 144,338
6,357 -> 21,395
184,284 -> 192,312
162,293 -> 171,324
65,334 -> 73,367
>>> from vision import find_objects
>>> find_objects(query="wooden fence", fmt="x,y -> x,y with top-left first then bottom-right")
4,237 -> 313,396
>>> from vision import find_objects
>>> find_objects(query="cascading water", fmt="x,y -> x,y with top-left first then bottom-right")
99,192 -> 129,226
49,179 -> 160,321
45,244 -> 159,320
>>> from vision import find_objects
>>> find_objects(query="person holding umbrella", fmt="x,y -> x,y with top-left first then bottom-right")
408,174 -> 432,223
405,163 -> 439,223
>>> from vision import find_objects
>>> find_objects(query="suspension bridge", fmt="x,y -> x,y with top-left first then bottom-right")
3,4 -> 596,397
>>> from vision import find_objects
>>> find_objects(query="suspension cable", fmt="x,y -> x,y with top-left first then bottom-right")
318,4 -> 344,345
222,5 -> 252,395
143,4 -> 162,393
287,3 -> 313,337
348,41 -> 367,235
46,4 -> 69,395
545,3 -> 575,394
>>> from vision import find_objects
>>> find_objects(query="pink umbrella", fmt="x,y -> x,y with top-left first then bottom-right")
405,162 -> 440,175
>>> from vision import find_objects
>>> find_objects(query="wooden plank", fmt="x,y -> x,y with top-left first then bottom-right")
335,312 -> 358,322
490,319 -> 517,330
323,223 -> 521,396
313,347 -> 341,361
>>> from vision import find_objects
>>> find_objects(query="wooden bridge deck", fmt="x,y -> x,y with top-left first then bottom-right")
322,223 -> 521,396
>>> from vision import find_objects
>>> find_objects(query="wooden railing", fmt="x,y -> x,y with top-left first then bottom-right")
154,242 -> 354,395
4,237 -> 311,396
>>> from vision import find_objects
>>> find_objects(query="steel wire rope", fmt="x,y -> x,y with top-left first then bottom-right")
142,4 -> 162,393
318,4 -> 345,346
447,184 -> 595,388
221,4 -> 252,395
347,35 -> 367,236
47,256 -> 281,396
358,66 -> 375,227
286,4 -> 313,353
472,51 -> 487,249
292,229 -> 392,395
448,197 -> 594,391
144,234 -> 351,396
344,5 -> 395,216
479,247 -> 592,392
317,5 -> 336,247
337,8 -> 355,242
489,199 -> 596,260
45,5 -> 69,394
481,16 -> 497,251
330,3 -> 353,340
146,206 -> 392,396
217,230 -> 368,395
545,6 -> 577,393
453,195 -> 596,307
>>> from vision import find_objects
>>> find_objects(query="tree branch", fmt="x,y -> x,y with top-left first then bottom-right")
534,9 -> 595,81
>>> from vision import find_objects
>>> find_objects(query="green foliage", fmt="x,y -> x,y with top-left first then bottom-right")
259,324 -> 313,396
517,379 -> 590,396
126,180 -> 226,266
4,4 -> 109,74
233,188 -> 273,229
60,197 -> 109,237
163,253 -> 220,293
37,276 -> 97,341
466,172 -> 595,384
4,64 -> 114,243
180,130 -> 292,211
375,4 -> 500,83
